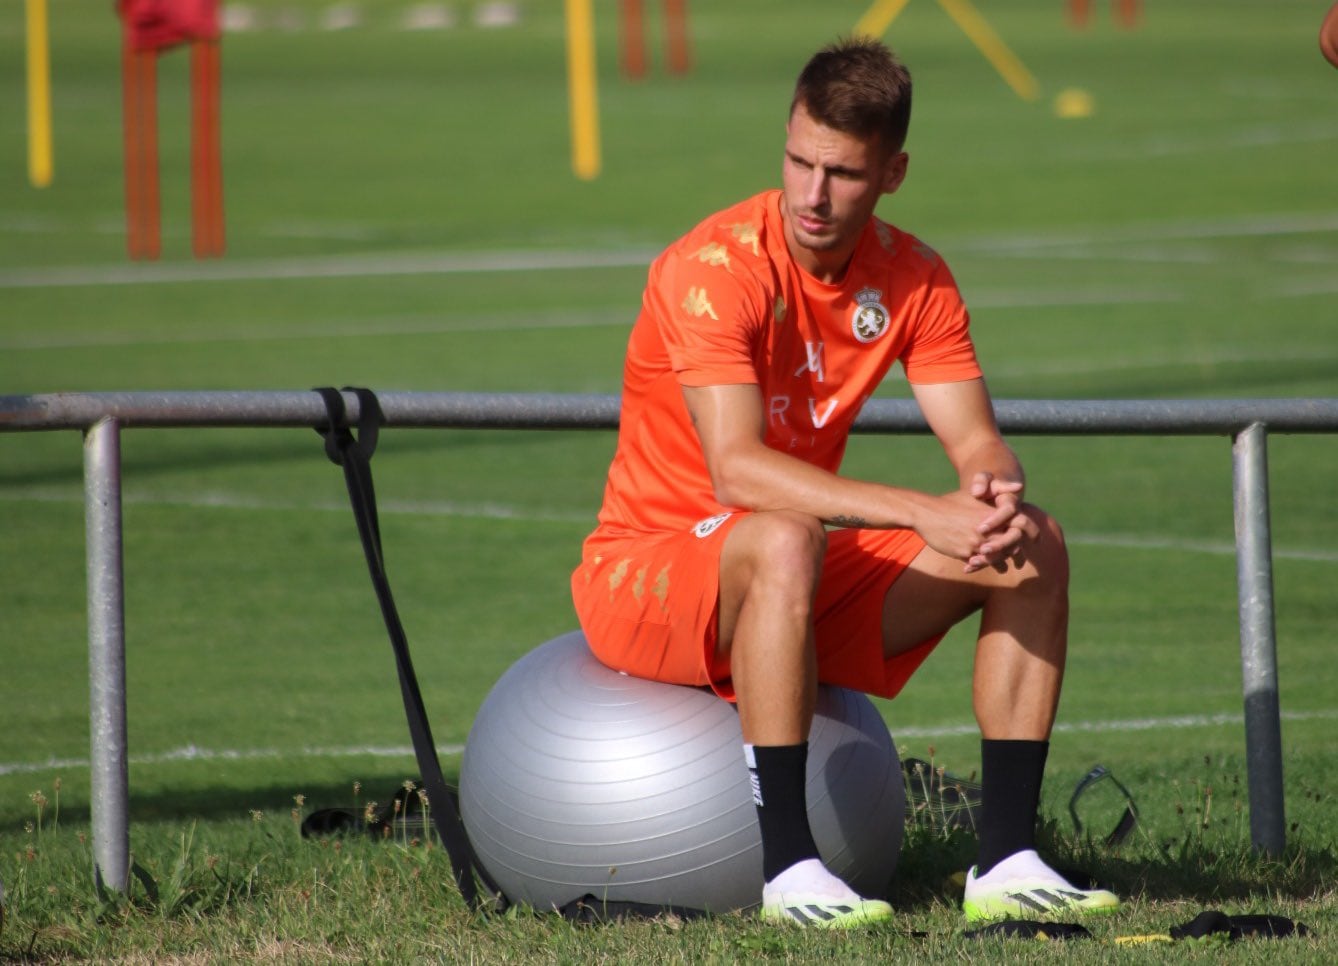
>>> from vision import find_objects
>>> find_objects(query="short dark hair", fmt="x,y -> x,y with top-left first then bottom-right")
790,38 -> 913,154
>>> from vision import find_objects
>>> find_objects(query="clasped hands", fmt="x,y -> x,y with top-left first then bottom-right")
963,471 -> 1038,574
921,471 -> 1039,574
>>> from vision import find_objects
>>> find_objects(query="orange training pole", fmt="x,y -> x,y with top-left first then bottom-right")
620,0 -> 646,79
664,0 -> 690,75
191,38 -> 224,257
122,43 -> 160,260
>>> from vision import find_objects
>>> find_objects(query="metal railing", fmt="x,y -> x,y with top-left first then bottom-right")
5,390 -> 1338,891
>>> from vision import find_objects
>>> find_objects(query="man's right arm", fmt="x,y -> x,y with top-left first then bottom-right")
682,383 -> 1002,564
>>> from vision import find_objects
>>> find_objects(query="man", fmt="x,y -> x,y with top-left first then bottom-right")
571,37 -> 1119,928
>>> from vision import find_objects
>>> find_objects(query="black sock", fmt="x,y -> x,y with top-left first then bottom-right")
746,743 -> 820,882
976,738 -> 1049,876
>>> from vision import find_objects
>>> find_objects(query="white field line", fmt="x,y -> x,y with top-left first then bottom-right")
0,248 -> 663,291
0,743 -> 465,778
4,708 -> 1336,777
1054,120 -> 1338,163
0,310 -> 636,352
956,210 -> 1338,259
2,210 -> 1336,292
0,487 -> 593,526
894,707 -> 1338,741
1272,276 -> 1338,297
0,284 -> 1190,354
982,345 -> 1338,381
3,488 -> 1337,562
1068,532 -> 1338,563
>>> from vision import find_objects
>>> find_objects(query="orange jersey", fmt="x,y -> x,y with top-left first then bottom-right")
591,189 -> 981,541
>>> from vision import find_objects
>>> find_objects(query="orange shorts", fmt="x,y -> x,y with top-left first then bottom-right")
570,512 -> 944,702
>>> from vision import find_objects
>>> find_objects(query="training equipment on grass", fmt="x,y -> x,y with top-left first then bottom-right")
25,0 -> 53,187
619,0 -> 691,79
854,0 -> 1039,101
459,630 -> 904,912
117,0 -> 224,260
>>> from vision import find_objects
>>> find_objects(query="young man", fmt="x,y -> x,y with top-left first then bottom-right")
571,38 -> 1119,928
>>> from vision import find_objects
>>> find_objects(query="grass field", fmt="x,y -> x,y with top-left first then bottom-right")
2,0 -> 1336,959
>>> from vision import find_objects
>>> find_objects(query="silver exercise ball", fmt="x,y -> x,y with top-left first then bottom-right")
459,630 -> 904,912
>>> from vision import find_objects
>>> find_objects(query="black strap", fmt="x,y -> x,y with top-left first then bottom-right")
1168,910 -> 1311,941
314,386 -> 483,909
1068,764 -> 1139,847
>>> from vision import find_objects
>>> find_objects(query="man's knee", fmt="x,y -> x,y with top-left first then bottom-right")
1018,504 -> 1068,591
726,511 -> 827,591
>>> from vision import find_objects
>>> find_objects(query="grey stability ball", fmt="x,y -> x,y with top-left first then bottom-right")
458,630 -> 905,913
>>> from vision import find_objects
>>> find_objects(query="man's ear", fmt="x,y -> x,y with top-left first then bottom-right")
882,151 -> 909,195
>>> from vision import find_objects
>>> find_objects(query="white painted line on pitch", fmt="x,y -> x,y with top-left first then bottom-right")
0,285 -> 1194,354
0,285 -> 1190,354
0,487 -> 593,526
3,489 -> 1336,561
894,707 -> 1338,741
1270,276 -> 1338,298
3,210 -> 1335,290
0,309 -> 636,351
984,345 -> 1338,380
0,743 -> 465,777
1055,120 -> 1338,163
1067,531 -> 1338,562
5,708 -> 1336,777
0,248 -> 664,290
956,211 -> 1338,257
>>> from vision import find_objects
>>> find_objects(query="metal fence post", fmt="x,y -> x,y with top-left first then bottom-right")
84,417 -> 130,892
1232,422 -> 1286,855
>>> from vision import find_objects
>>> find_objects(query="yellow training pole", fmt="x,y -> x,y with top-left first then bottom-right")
853,0 -> 913,39
25,0 -> 54,187
934,0 -> 1039,101
565,0 -> 602,181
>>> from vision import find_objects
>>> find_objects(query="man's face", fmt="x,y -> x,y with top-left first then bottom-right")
780,103 -> 907,282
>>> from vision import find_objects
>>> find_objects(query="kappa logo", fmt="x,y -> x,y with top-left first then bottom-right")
682,286 -> 719,320
851,288 -> 890,343
692,512 -> 732,538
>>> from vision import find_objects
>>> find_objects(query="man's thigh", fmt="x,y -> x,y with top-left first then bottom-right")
571,513 -> 743,697
812,527 -> 948,699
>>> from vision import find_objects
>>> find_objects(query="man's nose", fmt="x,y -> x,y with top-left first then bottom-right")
805,170 -> 829,209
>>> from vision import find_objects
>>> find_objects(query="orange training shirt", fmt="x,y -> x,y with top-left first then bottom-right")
588,189 -> 982,541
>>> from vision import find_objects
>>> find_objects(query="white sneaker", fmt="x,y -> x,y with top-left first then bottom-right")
963,849 -> 1120,923
759,858 -> 893,929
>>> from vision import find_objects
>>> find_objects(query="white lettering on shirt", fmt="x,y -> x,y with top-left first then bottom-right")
794,341 -> 826,383
809,398 -> 838,429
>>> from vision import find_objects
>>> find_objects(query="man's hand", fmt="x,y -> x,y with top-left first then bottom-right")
964,471 -> 1037,573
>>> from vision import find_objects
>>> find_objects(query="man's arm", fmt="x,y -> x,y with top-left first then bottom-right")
682,382 -> 1029,568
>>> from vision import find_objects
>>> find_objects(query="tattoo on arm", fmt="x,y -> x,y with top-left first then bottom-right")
828,515 -> 869,529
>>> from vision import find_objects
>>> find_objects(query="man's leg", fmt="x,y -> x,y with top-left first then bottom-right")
880,506 -> 1118,921
717,510 -> 893,927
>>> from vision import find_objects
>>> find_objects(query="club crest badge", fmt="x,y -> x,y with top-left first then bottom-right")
851,287 -> 890,343
692,512 -> 732,538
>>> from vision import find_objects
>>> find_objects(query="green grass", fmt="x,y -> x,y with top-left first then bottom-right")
3,0 -> 1337,959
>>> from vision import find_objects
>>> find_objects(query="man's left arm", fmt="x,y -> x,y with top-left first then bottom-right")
911,378 -> 1037,572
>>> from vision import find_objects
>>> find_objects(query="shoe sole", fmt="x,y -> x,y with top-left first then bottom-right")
963,890 -> 1120,924
760,899 -> 894,929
